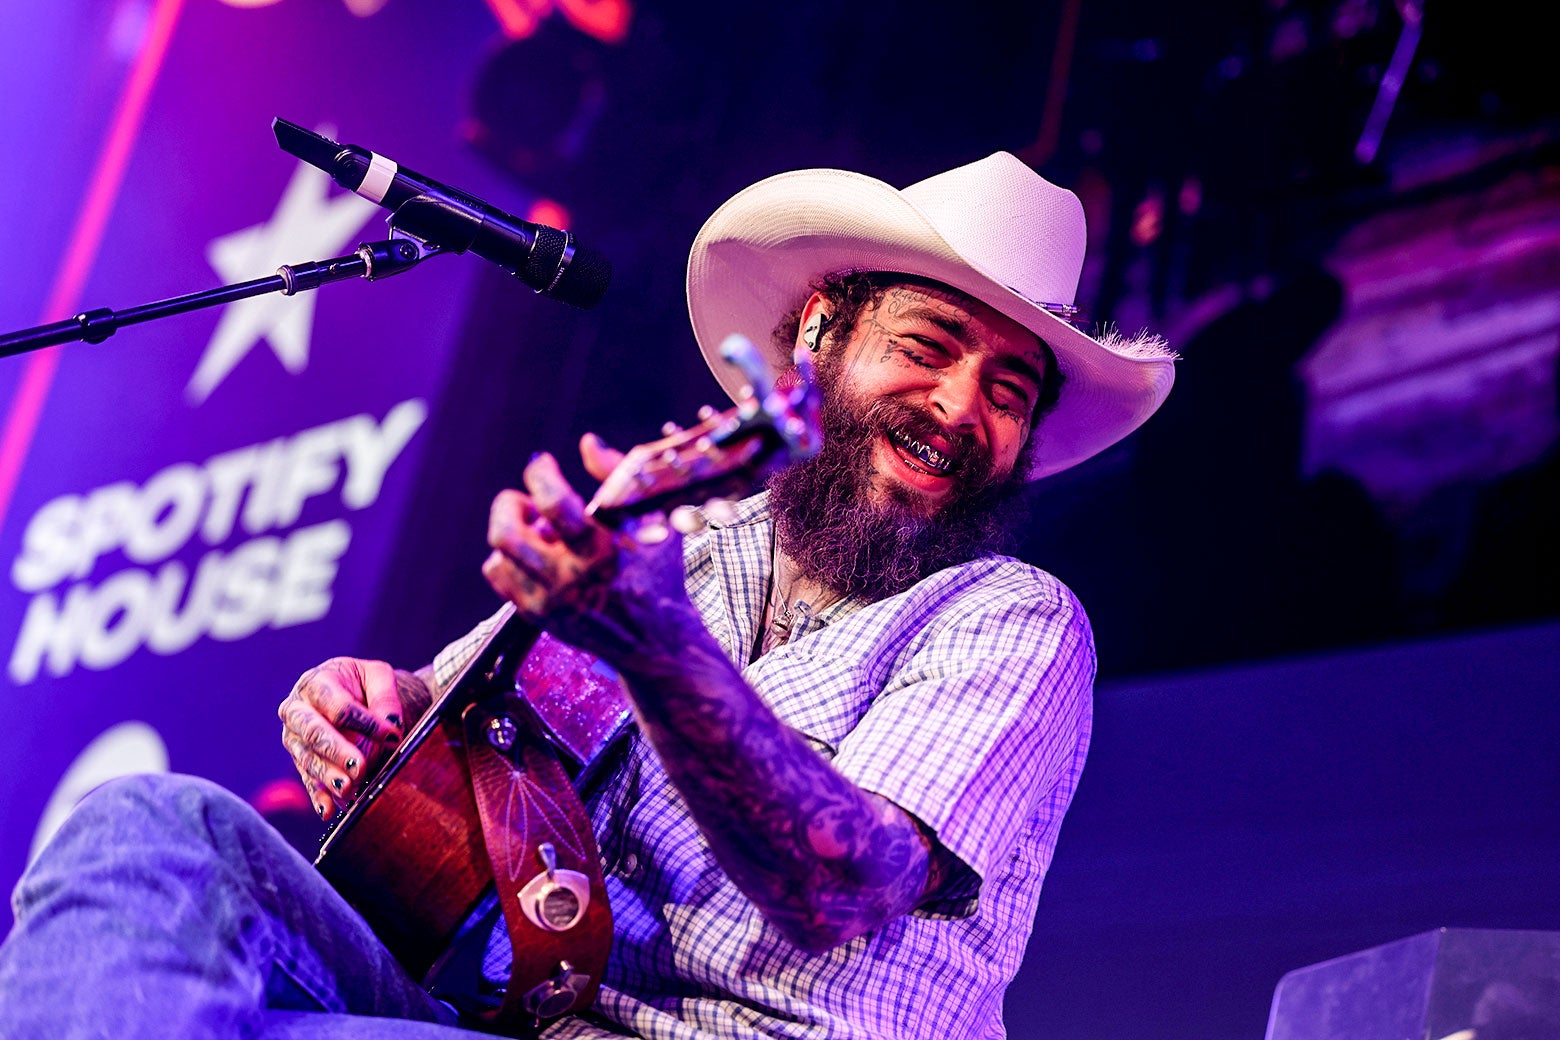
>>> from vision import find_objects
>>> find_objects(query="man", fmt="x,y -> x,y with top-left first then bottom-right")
0,153 -> 1173,1038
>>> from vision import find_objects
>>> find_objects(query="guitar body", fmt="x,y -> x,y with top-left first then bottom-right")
315,707 -> 488,978
316,617 -> 632,984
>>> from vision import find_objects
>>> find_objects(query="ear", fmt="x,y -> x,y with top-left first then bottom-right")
796,292 -> 834,353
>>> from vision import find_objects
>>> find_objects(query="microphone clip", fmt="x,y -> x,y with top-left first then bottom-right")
373,227 -> 446,278
276,233 -> 442,296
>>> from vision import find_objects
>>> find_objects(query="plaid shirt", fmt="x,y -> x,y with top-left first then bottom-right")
432,493 -> 1094,1039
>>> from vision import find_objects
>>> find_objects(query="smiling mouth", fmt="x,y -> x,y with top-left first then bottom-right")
888,426 -> 954,476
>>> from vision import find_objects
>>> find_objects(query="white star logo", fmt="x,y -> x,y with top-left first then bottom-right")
187,153 -> 380,404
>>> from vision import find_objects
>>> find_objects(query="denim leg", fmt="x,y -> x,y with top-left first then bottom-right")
0,773 -> 466,1040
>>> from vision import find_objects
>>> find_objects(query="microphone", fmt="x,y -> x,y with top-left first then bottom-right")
272,118 -> 610,309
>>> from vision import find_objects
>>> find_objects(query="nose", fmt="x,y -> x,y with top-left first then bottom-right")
926,370 -> 982,431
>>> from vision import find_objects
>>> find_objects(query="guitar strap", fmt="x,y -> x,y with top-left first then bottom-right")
461,692 -> 614,1036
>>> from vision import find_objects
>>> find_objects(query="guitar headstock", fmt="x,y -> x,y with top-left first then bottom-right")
586,335 -> 820,529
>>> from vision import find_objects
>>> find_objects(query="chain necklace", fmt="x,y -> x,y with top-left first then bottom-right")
756,543 -> 845,659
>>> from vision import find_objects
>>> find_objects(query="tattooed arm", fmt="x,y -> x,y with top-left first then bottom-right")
621,619 -> 953,951
484,448 -> 952,951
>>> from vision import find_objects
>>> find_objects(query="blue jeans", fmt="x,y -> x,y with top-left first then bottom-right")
0,773 -> 469,1039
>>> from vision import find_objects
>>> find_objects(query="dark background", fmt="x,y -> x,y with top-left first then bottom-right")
364,0 -> 1560,678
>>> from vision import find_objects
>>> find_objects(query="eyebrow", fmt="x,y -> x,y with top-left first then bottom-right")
899,305 -> 1047,394
899,304 -> 975,344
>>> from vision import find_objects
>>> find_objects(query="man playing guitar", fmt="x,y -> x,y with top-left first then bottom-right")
0,153 -> 1174,1038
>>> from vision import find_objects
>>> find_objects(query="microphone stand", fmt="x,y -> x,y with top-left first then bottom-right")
0,229 -> 443,360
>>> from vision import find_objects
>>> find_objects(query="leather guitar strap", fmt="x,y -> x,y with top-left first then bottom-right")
461,692 -> 613,1037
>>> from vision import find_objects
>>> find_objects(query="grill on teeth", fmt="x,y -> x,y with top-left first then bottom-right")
891,428 -> 951,474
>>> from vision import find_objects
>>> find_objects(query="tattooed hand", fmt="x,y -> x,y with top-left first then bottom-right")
278,658 -> 433,817
482,436 -> 699,667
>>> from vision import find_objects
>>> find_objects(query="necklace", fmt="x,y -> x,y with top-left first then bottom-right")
757,542 -> 845,659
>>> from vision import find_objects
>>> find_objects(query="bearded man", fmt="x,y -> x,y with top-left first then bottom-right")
0,153 -> 1174,1039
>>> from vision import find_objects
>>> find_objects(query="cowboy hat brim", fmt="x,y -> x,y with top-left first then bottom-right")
686,165 -> 1176,480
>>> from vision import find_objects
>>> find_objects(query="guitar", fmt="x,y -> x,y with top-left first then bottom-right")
313,335 -> 819,1035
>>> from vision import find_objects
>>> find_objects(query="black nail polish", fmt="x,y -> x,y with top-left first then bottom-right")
332,777 -> 344,791
346,757 -> 358,772
316,803 -> 327,818
386,713 -> 401,727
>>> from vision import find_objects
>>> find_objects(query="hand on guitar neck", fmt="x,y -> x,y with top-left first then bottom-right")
481,433 -> 706,671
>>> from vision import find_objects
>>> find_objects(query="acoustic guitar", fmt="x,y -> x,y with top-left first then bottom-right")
313,335 -> 819,1035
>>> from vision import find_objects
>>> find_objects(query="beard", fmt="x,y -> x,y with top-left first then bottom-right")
766,381 -> 1029,602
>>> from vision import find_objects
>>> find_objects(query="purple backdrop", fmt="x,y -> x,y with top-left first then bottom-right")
0,0 -> 590,927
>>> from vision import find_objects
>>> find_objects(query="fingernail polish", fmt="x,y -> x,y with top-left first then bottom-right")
332,777 -> 344,792
346,757 -> 358,773
387,734 -> 401,746
386,713 -> 402,727
316,803 -> 327,818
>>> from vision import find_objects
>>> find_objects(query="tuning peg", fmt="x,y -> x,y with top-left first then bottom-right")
661,421 -> 682,437
697,405 -> 718,422
719,335 -> 775,401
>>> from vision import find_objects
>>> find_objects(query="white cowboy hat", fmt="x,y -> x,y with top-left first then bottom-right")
685,152 -> 1176,480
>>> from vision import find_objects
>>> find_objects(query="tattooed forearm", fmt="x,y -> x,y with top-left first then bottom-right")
616,624 -> 936,951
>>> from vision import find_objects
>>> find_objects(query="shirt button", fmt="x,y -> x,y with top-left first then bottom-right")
621,853 -> 640,878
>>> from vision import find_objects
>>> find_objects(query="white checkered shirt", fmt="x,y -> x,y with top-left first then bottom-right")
432,493 -> 1095,1039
